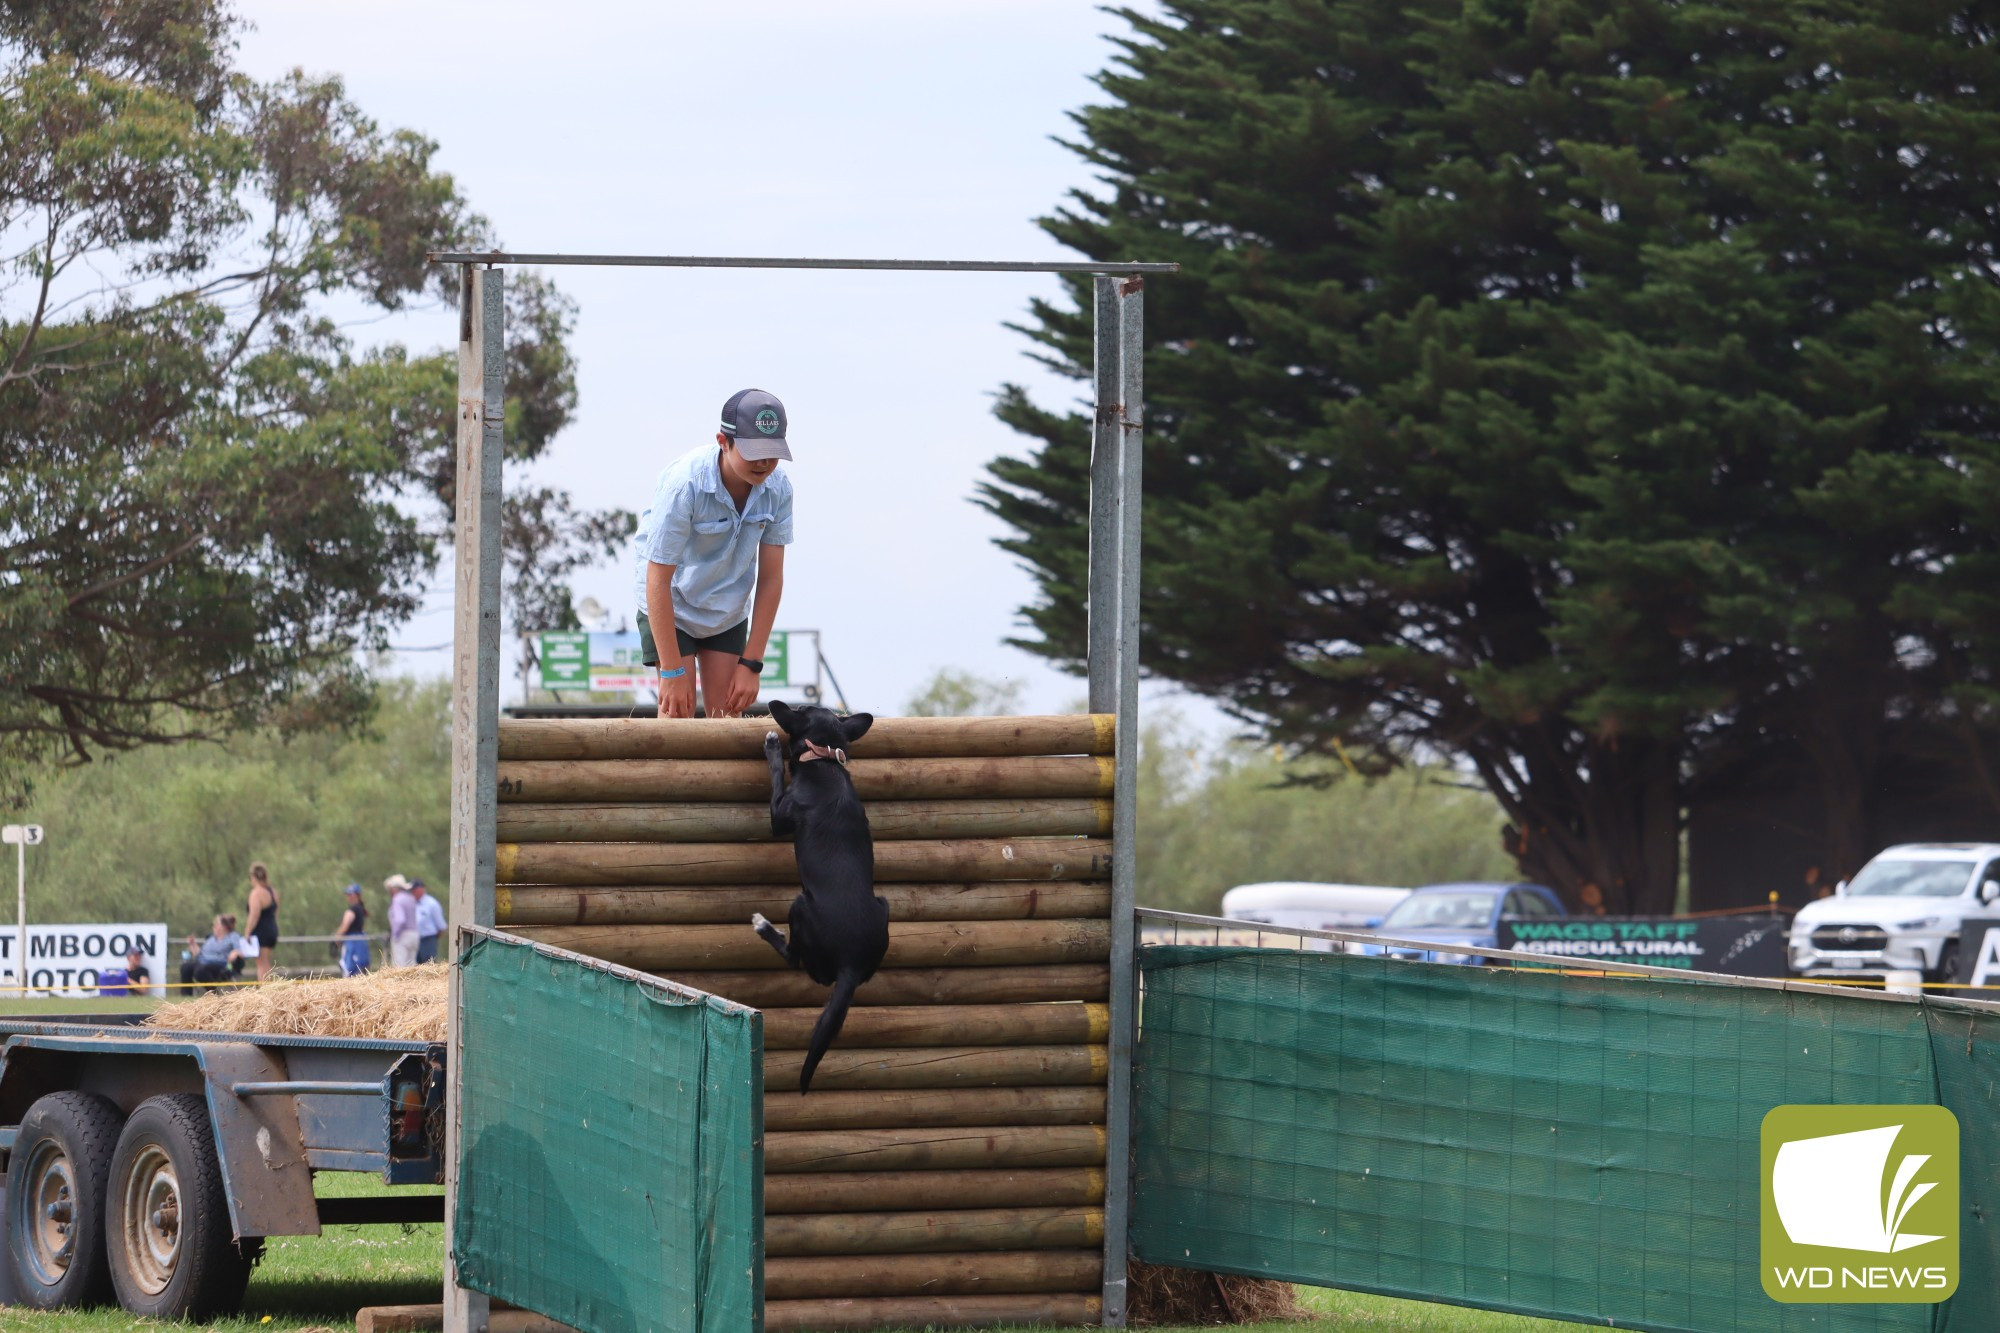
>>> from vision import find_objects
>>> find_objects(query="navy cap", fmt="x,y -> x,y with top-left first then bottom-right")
719,388 -> 792,461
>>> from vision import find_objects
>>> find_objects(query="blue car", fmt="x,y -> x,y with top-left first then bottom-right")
1356,881 -> 1567,964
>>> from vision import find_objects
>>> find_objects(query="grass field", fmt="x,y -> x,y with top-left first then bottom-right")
0,996 -> 164,1018
0,1167 -> 1584,1333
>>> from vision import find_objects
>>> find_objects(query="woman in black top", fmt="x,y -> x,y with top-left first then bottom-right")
245,862 -> 280,983
336,884 -> 370,977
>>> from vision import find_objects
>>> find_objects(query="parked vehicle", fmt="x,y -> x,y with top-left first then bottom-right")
1220,882 -> 1411,948
1788,843 -> 2000,982
0,1017 -> 443,1318
1355,881 -> 1566,964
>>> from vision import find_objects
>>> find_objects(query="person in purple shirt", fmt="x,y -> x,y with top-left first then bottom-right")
386,874 -> 418,968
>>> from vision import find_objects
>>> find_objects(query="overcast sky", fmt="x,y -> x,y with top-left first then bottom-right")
230,0 -> 1222,730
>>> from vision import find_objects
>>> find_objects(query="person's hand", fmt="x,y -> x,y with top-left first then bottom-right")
657,671 -> 697,718
725,664 -> 761,716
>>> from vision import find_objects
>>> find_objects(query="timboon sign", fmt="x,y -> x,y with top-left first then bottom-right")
1501,915 -> 1789,976
0,922 -> 168,999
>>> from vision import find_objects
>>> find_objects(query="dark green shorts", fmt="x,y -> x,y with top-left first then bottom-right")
638,612 -> 749,665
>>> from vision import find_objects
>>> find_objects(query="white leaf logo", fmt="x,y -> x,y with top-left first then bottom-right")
1772,1124 -> 1943,1253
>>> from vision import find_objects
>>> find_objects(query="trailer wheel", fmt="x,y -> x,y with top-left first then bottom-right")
6,1091 -> 124,1309
105,1094 -> 253,1319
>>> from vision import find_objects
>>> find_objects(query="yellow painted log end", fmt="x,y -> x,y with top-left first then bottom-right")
1090,713 -> 1115,755
1084,1003 -> 1111,1043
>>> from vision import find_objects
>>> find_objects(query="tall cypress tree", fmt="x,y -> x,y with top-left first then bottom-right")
984,0 -> 2000,912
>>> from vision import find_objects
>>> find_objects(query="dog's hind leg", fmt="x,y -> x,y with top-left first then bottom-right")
752,912 -> 795,964
765,731 -> 797,836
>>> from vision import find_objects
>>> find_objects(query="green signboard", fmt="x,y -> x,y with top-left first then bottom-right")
765,631 -> 790,688
538,632 -> 588,690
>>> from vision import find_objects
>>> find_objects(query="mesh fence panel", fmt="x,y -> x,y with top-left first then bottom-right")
1133,945 -> 2000,1333
456,931 -> 762,1333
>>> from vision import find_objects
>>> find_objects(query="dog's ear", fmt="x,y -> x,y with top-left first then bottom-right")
839,712 -> 874,744
768,700 -> 799,735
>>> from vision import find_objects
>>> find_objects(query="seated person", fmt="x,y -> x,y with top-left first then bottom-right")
179,915 -> 245,993
98,946 -> 152,998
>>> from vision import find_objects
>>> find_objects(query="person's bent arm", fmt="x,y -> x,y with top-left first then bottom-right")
647,560 -> 697,718
730,545 -> 786,714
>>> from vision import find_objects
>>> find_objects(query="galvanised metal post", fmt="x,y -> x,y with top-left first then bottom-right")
1087,275 -> 1122,715
1100,277 -> 1144,1328
445,263 -> 504,1333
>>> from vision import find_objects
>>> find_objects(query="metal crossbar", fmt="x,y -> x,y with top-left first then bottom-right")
1134,906 -> 2000,1012
426,250 -> 1178,274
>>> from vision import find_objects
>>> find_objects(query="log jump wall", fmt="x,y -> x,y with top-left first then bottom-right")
494,714 -> 1118,1332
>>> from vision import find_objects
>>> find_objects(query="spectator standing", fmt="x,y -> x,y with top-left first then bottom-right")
179,916 -> 245,993
244,861 -> 280,983
412,880 -> 447,964
386,874 -> 418,967
336,885 -> 371,977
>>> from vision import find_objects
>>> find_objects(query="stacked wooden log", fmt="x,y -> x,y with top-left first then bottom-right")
495,714 -> 1115,1332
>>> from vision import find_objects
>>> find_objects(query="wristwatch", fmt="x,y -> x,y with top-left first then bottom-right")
738,657 -> 764,675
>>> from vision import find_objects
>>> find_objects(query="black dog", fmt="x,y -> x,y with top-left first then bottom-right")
752,701 -> 889,1093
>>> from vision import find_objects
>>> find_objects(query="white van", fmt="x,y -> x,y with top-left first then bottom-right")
1219,882 -> 1411,949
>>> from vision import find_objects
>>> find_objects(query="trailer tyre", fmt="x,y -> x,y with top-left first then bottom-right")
105,1094 -> 253,1319
7,1091 -> 124,1309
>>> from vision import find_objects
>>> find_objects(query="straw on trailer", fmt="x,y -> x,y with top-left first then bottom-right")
145,965 -> 449,1042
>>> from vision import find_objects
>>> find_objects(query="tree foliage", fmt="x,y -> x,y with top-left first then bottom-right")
984,0 -> 2000,911
16,676 -> 452,938
1133,711 -> 1516,914
903,667 -> 1030,718
0,0 -> 628,794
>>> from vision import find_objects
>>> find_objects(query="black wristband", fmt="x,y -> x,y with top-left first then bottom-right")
738,657 -> 764,675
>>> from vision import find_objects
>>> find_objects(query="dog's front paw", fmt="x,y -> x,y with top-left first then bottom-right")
752,912 -> 773,932
764,731 -> 783,758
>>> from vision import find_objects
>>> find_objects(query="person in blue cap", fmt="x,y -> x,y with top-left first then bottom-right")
633,389 -> 795,719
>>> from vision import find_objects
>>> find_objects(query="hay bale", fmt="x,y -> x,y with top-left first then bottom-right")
1126,1259 -> 1307,1326
146,965 -> 449,1042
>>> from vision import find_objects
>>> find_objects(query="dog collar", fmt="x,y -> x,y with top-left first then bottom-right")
798,740 -> 848,766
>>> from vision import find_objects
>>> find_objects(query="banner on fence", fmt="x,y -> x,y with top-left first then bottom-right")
1132,945 -> 2000,1333
1500,914 -> 1788,976
0,922 -> 168,999
1948,919 -> 2000,989
455,931 -> 762,1333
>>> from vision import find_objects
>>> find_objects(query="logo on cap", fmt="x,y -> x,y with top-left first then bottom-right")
756,409 -> 780,435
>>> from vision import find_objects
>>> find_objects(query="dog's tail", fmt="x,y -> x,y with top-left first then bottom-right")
799,970 -> 862,1095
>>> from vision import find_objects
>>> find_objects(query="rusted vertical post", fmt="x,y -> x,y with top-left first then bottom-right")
446,264 -> 503,1333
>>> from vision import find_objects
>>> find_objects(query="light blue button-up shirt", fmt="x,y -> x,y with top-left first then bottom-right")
631,446 -> 794,637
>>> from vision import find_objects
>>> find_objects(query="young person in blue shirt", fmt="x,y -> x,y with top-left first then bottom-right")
634,389 -> 795,718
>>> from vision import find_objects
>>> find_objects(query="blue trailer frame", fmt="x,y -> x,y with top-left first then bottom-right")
0,1019 -> 446,1313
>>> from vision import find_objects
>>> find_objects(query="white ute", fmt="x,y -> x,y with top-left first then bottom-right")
1219,882 -> 1411,952
1788,843 -> 2000,981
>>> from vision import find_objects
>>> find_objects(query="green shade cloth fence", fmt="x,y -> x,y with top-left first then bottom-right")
1133,947 -> 2000,1333
456,929 -> 763,1333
